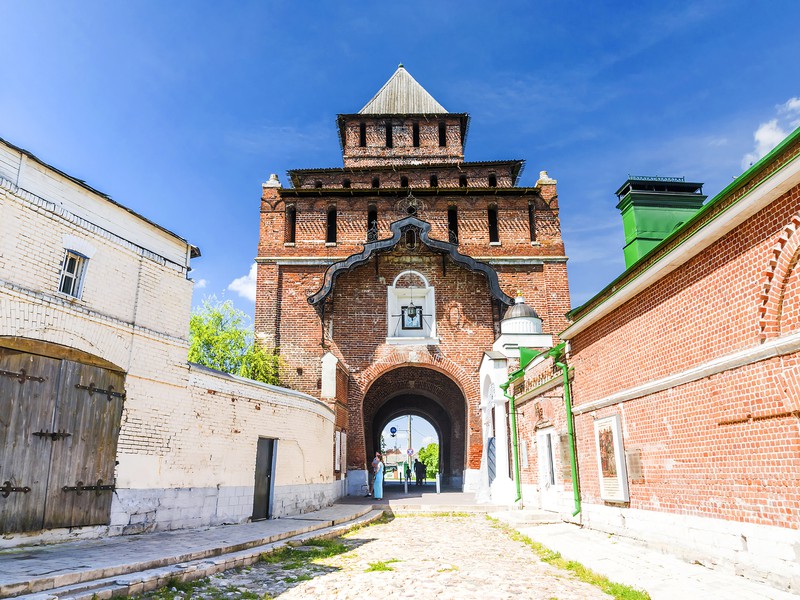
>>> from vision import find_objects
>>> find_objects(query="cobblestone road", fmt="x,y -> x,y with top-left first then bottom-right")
143,515 -> 615,599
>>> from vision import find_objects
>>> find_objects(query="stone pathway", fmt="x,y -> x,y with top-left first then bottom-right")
137,514 -> 614,599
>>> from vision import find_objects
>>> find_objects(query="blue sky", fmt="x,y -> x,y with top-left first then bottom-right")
4,0 -> 800,317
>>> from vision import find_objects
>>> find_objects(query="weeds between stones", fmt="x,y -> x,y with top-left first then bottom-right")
365,558 -> 400,572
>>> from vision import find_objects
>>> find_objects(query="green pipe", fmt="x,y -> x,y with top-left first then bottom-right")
549,345 -> 581,517
499,379 -> 522,503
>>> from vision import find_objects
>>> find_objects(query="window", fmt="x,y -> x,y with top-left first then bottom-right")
385,121 -> 393,148
387,270 -> 437,343
528,201 -> 536,242
459,174 -> 467,188
438,121 -> 447,147
488,174 -> 497,187
367,204 -> 378,241
488,204 -> 499,243
314,180 -> 322,189
342,178 -> 351,189
412,122 -> 420,147
58,250 -> 88,298
359,122 -> 366,147
372,177 -> 380,188
326,205 -> 337,243
400,176 -> 409,188
447,205 -> 459,244
285,204 -> 297,243
430,174 -> 438,188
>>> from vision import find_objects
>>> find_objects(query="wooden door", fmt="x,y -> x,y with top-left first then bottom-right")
43,361 -> 125,529
0,349 -> 61,533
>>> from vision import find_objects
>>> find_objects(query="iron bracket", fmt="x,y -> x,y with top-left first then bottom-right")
62,479 -> 115,496
75,382 -> 126,401
0,368 -> 45,384
32,430 -> 72,441
1,481 -> 31,498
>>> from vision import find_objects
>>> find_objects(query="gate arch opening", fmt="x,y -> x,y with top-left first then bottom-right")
362,365 -> 467,486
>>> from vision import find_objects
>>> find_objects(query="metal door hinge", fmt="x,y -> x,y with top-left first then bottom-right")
1,481 -> 32,498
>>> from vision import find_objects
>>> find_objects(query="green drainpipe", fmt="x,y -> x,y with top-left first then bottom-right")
548,343 -> 581,517
500,377 -> 522,503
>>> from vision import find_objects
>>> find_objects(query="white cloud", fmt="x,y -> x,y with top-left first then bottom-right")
741,119 -> 789,169
778,97 -> 800,115
194,278 -> 207,289
227,263 -> 257,303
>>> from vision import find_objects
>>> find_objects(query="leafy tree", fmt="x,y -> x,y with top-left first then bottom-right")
189,298 -> 281,385
418,443 -> 439,478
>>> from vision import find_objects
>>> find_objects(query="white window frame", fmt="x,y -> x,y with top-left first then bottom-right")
58,250 -> 88,299
386,270 -> 438,344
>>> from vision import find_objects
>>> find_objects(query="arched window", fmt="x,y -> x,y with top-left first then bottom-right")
372,177 -> 380,188
459,174 -> 467,187
342,178 -> 351,188
448,205 -> 459,244
488,203 -> 499,243
385,121 -> 393,148
488,174 -> 497,187
285,204 -> 297,243
359,122 -> 366,147
400,176 -> 409,188
387,270 -> 437,343
528,200 -> 536,242
438,121 -> 447,147
367,204 -> 378,241
412,122 -> 420,147
314,180 -> 322,189
430,174 -> 438,188
326,205 -> 337,244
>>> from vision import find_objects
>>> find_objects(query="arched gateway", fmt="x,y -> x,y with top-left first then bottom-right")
254,66 -> 571,500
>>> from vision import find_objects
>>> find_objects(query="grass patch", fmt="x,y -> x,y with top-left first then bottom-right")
365,558 -> 400,572
282,574 -> 313,583
259,538 -> 349,569
487,517 -> 650,600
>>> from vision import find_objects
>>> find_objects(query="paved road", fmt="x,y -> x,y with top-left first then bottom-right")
140,514 -> 613,600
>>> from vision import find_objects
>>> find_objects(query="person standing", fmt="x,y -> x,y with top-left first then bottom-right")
414,459 -> 426,486
366,451 -> 380,497
373,453 -> 385,500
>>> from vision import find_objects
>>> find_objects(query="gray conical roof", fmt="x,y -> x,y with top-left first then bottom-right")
359,65 -> 448,115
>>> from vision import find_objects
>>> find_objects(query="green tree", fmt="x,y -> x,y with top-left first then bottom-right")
418,443 -> 439,478
188,298 -> 281,385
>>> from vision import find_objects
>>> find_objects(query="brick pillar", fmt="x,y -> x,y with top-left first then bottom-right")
255,175 -> 282,348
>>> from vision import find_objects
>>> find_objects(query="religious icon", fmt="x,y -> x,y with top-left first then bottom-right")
401,304 -> 422,329
598,424 -> 617,478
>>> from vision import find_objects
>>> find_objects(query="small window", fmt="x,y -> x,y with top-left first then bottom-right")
488,204 -> 499,243
459,174 -> 467,187
488,174 -> 497,187
343,178 -> 351,188
285,204 -> 297,243
326,206 -> 337,243
58,250 -> 88,298
385,121 -> 393,148
412,122 -> 420,147
430,174 -> 438,188
528,201 -> 536,242
314,180 -> 322,189
400,176 -> 409,188
448,205 -> 459,244
367,204 -> 378,241
359,122 -> 366,147
438,121 -> 447,147
372,177 -> 380,188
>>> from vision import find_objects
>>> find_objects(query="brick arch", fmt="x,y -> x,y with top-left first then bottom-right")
758,214 -> 800,340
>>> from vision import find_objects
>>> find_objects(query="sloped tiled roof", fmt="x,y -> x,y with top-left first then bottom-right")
359,65 -> 448,115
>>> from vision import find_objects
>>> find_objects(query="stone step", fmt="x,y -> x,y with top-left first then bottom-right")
488,509 -> 562,526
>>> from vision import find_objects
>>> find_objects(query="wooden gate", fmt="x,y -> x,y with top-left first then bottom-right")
0,348 -> 125,534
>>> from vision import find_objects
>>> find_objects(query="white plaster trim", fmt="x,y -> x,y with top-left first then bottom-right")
256,256 -> 336,266
572,330 -> 800,415
563,154 -> 800,339
474,255 -> 567,264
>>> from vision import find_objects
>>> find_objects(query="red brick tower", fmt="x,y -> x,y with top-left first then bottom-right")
255,66 -> 570,494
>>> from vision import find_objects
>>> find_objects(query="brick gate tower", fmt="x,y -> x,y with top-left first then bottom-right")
255,66 -> 570,497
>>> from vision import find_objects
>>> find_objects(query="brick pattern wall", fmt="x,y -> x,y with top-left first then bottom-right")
291,164 -> 517,189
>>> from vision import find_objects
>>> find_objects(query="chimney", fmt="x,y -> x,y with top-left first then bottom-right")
616,176 -> 706,268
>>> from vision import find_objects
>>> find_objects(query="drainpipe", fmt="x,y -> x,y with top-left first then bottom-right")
499,378 -> 522,503
548,343 -> 581,517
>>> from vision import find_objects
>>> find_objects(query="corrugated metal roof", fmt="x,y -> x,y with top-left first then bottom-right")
359,65 -> 448,115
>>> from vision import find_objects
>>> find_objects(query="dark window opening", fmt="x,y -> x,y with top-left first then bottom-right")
314,180 -> 322,189
488,204 -> 499,243
412,122 -> 420,147
448,205 -> 459,244
430,174 -> 438,187
326,206 -> 337,243
359,122 -> 366,147
488,174 -> 497,187
385,121 -> 393,148
459,174 -> 467,187
367,204 -> 378,241
528,201 -> 536,242
343,178 -> 351,188
400,176 -> 409,187
405,229 -> 417,249
285,205 -> 297,243
438,121 -> 447,146
372,177 -> 380,188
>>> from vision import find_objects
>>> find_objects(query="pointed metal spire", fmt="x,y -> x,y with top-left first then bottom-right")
359,65 -> 448,115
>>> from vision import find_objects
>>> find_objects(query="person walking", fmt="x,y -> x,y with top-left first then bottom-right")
414,459 -> 426,486
366,451 -> 380,497
373,453 -> 385,500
